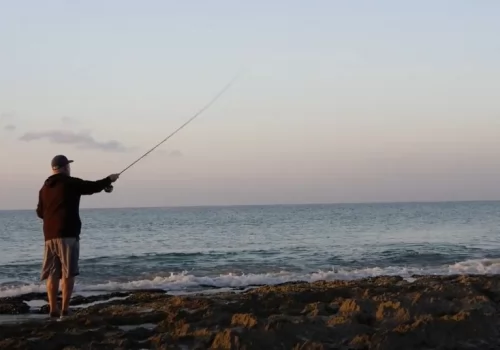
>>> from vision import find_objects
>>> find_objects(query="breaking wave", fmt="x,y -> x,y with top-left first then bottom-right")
2,258 -> 500,298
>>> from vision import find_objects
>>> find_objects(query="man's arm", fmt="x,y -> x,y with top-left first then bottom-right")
72,174 -> 120,195
36,190 -> 43,219
72,176 -> 113,195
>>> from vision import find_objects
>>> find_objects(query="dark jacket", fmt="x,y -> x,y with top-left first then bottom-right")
36,173 -> 112,241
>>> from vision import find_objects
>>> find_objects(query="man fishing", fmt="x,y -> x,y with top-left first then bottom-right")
30,73 -> 238,321
36,155 -> 120,319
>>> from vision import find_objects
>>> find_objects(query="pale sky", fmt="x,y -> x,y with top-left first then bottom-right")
1,0 -> 500,210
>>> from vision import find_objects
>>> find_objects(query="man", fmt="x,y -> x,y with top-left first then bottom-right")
36,155 -> 120,319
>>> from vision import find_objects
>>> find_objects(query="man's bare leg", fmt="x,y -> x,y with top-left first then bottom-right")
61,277 -> 74,314
46,276 -> 60,315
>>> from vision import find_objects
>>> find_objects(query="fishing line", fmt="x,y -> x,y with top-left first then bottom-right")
104,71 -> 243,192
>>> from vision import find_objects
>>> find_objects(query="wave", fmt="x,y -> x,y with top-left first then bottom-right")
1,247 -> 293,268
375,245 -> 489,265
2,258 -> 500,298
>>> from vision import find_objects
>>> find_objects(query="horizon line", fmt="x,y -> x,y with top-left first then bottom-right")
1,198 -> 499,212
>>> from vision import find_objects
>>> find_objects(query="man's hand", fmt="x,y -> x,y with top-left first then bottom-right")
108,174 -> 120,182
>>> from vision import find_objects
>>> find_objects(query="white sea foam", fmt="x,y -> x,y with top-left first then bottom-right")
2,258 -> 500,298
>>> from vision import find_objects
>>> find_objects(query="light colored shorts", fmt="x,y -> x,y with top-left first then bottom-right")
40,238 -> 80,280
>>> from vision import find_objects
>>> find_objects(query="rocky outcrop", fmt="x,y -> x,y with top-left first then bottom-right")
1,275 -> 500,349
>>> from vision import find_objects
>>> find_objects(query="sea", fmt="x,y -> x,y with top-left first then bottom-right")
1,201 -> 500,298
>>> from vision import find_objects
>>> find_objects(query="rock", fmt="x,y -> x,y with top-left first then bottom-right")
69,292 -> 131,306
0,301 -> 30,314
210,329 -> 241,349
39,304 -> 50,314
231,313 -> 258,328
0,292 -> 47,303
1,275 -> 500,348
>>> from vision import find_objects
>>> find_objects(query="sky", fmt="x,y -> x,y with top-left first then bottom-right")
1,0 -> 500,210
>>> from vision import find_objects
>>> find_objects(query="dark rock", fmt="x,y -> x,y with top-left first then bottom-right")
0,292 -> 47,304
2,275 -> 500,348
0,301 -> 30,314
129,288 -> 166,294
69,292 -> 130,306
39,304 -> 50,314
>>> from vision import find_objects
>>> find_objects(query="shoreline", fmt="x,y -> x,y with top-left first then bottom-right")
1,274 -> 500,349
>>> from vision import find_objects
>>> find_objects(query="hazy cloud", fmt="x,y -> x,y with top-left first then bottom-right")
61,116 -> 79,125
19,129 -> 131,152
169,150 -> 183,158
1,112 -> 15,120
157,149 -> 184,158
1,113 -> 16,132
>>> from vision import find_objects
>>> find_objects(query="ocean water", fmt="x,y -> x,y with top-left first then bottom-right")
1,202 -> 500,298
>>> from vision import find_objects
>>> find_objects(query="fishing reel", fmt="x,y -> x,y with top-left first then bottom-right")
104,185 -> 114,193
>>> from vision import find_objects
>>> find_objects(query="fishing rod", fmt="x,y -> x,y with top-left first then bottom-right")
105,72 -> 242,193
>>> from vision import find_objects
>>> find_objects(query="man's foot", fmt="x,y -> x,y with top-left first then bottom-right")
48,311 -> 60,319
58,309 -> 73,321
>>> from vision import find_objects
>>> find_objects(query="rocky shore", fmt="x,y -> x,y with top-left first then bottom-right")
1,275 -> 500,349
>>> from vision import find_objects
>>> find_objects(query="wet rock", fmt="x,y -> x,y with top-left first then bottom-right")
2,275 -> 500,348
0,301 -> 30,314
0,292 -> 47,304
39,304 -> 50,314
69,292 -> 130,306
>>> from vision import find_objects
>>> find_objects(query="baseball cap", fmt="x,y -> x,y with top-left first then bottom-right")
51,155 -> 74,169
